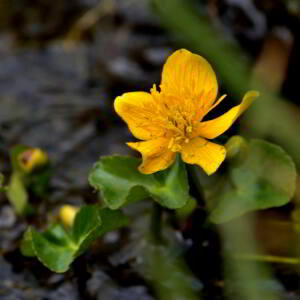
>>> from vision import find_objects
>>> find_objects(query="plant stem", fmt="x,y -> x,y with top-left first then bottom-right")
150,201 -> 163,243
234,253 -> 300,265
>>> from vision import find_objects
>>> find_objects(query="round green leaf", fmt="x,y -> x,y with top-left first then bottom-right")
28,225 -> 75,273
88,156 -> 156,209
209,139 -> 296,223
88,155 -> 190,209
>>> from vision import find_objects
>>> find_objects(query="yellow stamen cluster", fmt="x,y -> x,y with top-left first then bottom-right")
150,84 -> 198,152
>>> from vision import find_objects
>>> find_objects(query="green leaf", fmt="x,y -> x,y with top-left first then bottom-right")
176,197 -> 197,219
153,154 -> 191,208
89,156 -> 157,209
21,205 -> 129,273
6,173 -> 29,215
73,206 -> 128,256
72,205 -> 102,244
88,155 -> 190,209
30,225 -> 75,273
203,139 -> 296,224
20,227 -> 35,257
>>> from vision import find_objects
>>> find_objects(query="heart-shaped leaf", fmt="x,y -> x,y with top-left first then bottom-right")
88,155 -> 191,209
21,205 -> 129,272
198,138 -> 296,223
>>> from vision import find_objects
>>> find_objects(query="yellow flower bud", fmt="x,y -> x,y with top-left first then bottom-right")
225,136 -> 248,161
59,205 -> 79,227
18,148 -> 48,173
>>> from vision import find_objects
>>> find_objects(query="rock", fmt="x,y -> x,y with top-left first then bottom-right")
0,205 -> 16,229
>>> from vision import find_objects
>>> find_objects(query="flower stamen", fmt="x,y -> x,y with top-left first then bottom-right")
186,126 -> 192,133
171,144 -> 182,152
168,138 -> 174,149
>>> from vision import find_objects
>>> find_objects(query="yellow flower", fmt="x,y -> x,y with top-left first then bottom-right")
114,49 -> 259,175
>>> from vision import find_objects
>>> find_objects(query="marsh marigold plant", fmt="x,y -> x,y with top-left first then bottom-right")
114,49 -> 259,175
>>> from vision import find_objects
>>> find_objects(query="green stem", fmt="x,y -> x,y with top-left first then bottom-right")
233,253 -> 300,265
150,201 -> 163,243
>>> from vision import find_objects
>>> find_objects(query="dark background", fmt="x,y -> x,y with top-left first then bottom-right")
1,0 -> 300,299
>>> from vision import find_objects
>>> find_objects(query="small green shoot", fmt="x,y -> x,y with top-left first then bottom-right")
21,205 -> 129,273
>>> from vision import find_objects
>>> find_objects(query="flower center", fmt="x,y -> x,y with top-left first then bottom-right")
164,112 -> 194,152
167,135 -> 190,152
151,85 -> 195,152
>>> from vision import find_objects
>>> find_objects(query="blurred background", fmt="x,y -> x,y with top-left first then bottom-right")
1,0 -> 300,299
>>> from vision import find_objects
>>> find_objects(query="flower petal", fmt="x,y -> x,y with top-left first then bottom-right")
127,138 -> 176,174
114,92 -> 162,140
160,49 -> 218,112
194,91 -> 259,139
181,137 -> 226,175
204,94 -> 227,116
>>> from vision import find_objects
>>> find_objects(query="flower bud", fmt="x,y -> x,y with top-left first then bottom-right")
225,136 -> 248,161
18,148 -> 48,173
59,205 -> 79,227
